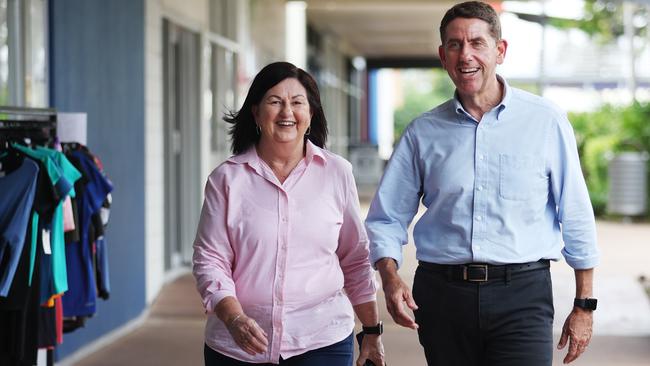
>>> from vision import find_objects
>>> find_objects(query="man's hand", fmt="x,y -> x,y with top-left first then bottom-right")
557,307 -> 593,364
376,258 -> 419,330
356,334 -> 385,366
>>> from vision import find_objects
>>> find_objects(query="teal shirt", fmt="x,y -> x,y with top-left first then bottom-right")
12,144 -> 82,295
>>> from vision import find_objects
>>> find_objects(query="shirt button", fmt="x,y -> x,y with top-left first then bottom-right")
476,215 -> 483,221
475,246 -> 481,251
477,186 -> 483,191
479,155 -> 484,161
281,217 -> 288,223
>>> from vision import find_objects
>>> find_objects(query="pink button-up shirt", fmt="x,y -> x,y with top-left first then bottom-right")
193,141 -> 377,363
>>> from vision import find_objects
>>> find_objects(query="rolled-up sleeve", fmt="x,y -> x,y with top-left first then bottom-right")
549,115 -> 600,269
192,171 -> 237,313
336,164 -> 377,306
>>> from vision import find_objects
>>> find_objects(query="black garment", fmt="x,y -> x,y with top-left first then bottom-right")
37,305 -> 56,348
62,316 -> 87,333
0,224 -> 41,366
412,263 -> 554,366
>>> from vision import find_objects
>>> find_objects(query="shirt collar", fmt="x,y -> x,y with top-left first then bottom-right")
453,74 -> 511,121
227,139 -> 328,167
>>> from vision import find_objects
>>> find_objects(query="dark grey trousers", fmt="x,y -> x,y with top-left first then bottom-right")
412,263 -> 554,366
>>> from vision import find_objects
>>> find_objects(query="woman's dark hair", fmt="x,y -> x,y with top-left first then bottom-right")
439,1 -> 501,43
224,61 -> 328,155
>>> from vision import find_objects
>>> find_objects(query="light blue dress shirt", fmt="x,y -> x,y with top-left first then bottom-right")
366,77 -> 599,270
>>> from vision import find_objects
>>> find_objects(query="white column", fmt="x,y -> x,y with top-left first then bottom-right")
377,69 -> 395,160
285,1 -> 307,68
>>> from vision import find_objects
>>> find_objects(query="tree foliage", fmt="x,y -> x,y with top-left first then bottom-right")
549,0 -> 647,43
570,102 -> 650,215
393,69 -> 455,142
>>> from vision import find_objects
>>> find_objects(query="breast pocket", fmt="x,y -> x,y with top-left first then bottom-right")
499,154 -> 547,201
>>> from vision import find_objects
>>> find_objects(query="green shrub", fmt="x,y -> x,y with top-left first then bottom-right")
569,102 -> 650,216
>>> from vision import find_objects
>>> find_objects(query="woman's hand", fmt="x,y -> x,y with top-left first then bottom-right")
225,313 -> 269,355
357,334 -> 385,366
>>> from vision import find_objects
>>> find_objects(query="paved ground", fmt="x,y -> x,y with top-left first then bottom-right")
65,205 -> 650,366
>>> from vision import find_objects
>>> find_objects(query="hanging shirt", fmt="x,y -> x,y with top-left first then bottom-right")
12,144 -> 81,296
34,147 -> 82,295
193,141 -> 376,363
62,151 -> 113,317
0,157 -> 39,296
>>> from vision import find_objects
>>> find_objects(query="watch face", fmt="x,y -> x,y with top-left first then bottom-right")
363,321 -> 383,334
575,298 -> 597,310
585,298 -> 598,310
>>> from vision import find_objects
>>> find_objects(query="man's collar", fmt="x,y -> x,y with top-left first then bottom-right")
453,74 -> 511,120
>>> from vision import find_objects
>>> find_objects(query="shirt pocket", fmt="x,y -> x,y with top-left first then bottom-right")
499,154 -> 547,201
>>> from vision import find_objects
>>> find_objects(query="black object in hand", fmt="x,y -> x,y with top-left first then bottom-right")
356,332 -> 376,366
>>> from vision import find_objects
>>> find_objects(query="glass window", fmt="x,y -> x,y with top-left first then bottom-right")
210,44 -> 236,153
0,0 -> 9,105
209,0 -> 237,39
26,0 -> 48,107
0,0 -> 48,107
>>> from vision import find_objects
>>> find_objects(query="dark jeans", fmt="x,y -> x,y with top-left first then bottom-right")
204,332 -> 353,366
412,263 -> 554,366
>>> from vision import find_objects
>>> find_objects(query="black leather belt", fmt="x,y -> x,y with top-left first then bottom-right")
418,260 -> 550,282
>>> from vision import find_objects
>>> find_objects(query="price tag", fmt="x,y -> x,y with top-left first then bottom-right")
42,229 -> 52,255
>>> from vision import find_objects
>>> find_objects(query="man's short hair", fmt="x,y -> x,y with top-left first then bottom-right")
439,1 -> 501,43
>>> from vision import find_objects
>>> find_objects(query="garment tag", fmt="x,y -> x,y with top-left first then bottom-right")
42,229 -> 52,255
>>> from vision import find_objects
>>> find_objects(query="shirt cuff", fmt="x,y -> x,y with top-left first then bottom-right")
204,290 -> 236,314
370,244 -> 404,270
348,293 -> 377,307
562,250 -> 600,270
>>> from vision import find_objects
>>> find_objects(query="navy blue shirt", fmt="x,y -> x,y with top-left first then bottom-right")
0,157 -> 39,296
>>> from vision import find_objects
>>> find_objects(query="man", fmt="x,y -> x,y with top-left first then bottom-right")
365,2 -> 599,365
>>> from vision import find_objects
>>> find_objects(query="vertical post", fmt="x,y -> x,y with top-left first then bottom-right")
624,1 -> 637,102
538,0 -> 547,96
285,1 -> 307,69
7,0 -> 25,106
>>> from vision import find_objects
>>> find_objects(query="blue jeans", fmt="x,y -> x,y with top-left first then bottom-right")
204,333 -> 353,366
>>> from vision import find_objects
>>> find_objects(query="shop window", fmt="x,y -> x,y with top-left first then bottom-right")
0,0 -> 47,107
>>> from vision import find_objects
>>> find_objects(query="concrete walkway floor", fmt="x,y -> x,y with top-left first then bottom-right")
66,218 -> 650,366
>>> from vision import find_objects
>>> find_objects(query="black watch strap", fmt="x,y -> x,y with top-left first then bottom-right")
574,297 -> 598,311
362,321 -> 383,335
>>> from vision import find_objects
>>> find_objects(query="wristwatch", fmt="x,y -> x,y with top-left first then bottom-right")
362,321 -> 383,335
574,297 -> 598,311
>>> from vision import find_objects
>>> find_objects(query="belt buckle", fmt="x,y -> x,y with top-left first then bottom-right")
463,264 -> 489,282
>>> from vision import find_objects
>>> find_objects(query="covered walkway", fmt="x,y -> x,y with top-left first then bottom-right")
62,204 -> 650,365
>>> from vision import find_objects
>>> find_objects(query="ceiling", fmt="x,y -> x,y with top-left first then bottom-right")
304,0 -> 464,62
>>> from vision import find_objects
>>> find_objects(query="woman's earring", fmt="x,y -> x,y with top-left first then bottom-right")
305,126 -> 311,136
255,124 -> 261,136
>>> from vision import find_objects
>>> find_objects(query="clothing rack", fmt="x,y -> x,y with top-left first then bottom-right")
0,106 -> 57,366
0,106 -> 58,146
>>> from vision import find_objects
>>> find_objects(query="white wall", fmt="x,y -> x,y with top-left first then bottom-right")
249,0 -> 286,69
144,0 -> 210,304
144,0 -> 166,304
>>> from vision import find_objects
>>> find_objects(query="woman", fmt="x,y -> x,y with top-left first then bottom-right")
193,61 -> 385,366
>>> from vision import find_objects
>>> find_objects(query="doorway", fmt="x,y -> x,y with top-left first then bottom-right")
162,19 -> 201,270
